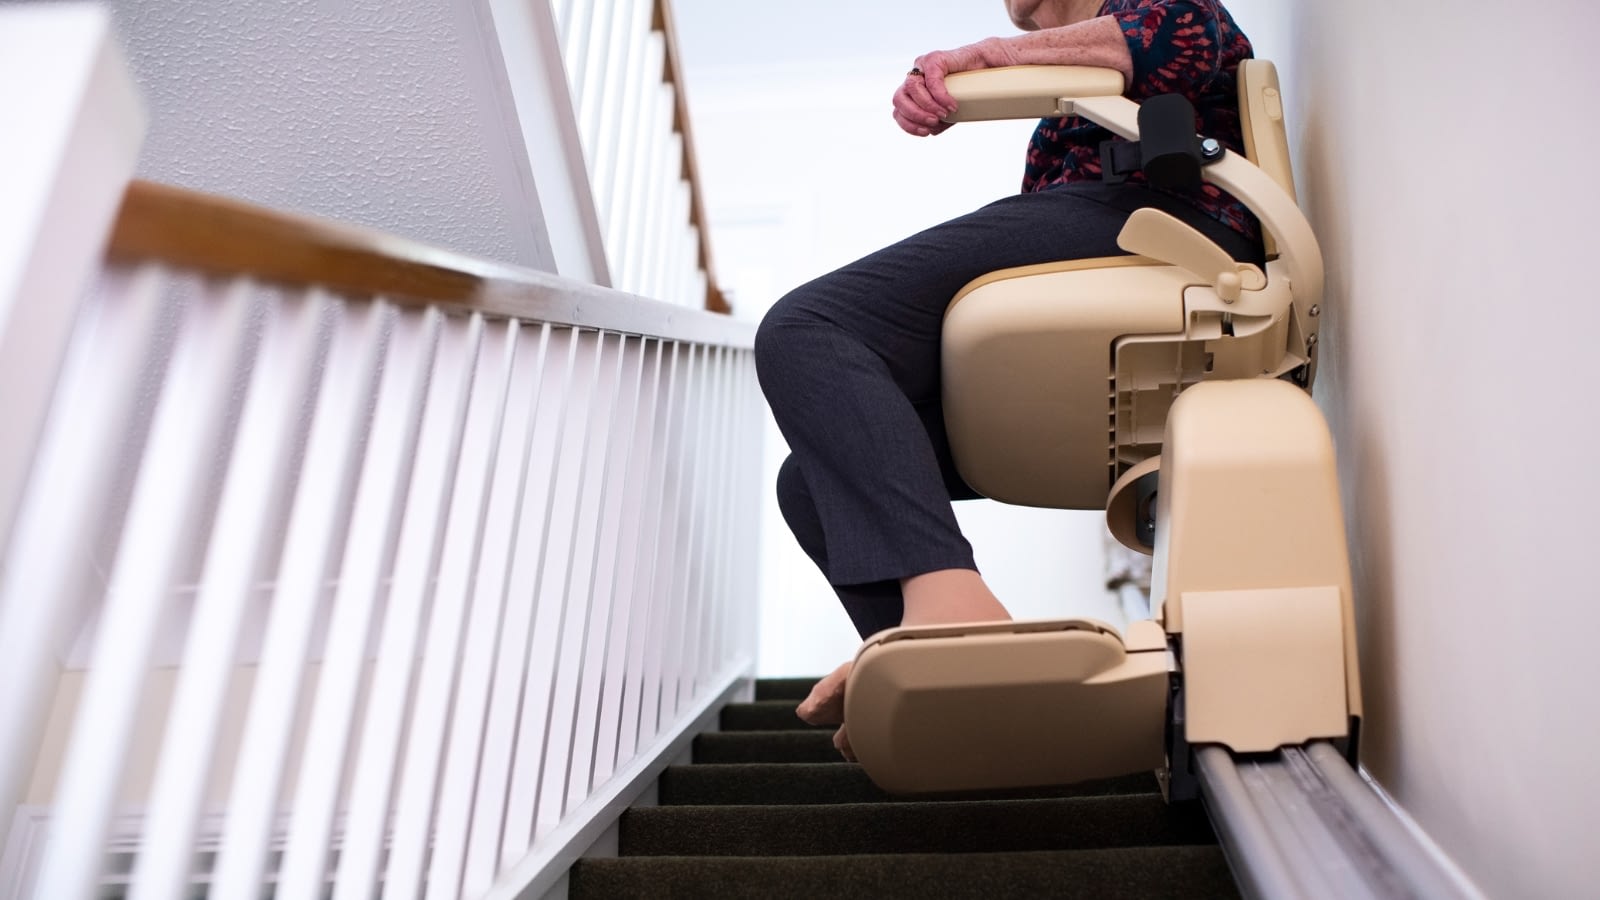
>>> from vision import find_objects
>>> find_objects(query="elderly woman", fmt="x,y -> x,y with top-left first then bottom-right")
753,0 -> 1260,750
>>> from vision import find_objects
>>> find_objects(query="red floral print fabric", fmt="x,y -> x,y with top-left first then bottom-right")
1022,0 -> 1259,240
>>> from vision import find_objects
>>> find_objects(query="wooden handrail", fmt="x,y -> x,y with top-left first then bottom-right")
652,0 -> 728,315
107,179 -> 753,348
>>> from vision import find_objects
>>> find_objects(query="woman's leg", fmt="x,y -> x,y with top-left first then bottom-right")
760,190 -> 1101,621
775,455 -> 905,638
758,186 -> 1262,630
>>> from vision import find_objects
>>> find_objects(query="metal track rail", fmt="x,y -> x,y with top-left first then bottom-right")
1197,743 -> 1470,899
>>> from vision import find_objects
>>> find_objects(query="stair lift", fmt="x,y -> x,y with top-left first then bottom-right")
843,61 -> 1362,800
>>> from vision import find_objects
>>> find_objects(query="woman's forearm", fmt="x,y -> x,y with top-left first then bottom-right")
905,16 -> 1134,126
969,17 -> 1134,82
899,15 -> 1135,135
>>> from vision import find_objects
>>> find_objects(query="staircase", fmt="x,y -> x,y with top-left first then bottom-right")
570,679 -> 1240,898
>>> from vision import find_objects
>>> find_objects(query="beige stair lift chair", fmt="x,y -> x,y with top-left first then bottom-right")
843,61 -> 1363,798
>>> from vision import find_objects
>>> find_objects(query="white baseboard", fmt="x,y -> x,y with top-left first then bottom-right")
488,659 -> 755,900
1357,765 -> 1488,900
0,807 -> 48,900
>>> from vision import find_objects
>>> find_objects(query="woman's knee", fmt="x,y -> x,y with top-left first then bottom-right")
775,454 -> 828,568
756,282 -> 816,342
774,454 -> 816,529
754,282 -> 829,388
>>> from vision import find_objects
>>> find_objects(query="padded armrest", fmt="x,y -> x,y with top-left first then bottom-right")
944,65 -> 1125,122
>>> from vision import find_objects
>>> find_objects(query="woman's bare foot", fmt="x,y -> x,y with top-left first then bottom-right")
900,568 -> 1011,627
807,569 -> 1012,760
796,659 -> 851,726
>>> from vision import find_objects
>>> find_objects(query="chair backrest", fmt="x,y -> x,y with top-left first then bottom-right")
1237,59 -> 1296,257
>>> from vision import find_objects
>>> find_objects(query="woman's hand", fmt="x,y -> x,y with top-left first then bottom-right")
797,660 -> 856,761
893,37 -> 1020,136
893,63 -> 954,137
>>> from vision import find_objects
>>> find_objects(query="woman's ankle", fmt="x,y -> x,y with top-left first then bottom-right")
899,568 -> 1011,627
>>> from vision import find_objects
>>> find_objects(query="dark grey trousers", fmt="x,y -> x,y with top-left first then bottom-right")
753,182 -> 1261,639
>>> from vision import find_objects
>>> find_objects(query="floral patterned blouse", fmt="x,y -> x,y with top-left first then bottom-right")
1022,0 -> 1258,240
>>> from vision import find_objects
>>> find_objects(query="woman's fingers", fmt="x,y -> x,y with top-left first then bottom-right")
893,106 -> 951,137
912,51 -> 961,116
833,724 -> 856,762
892,108 -> 929,137
797,660 -> 853,726
904,71 -> 955,120
922,74 -> 959,118
892,84 -> 942,128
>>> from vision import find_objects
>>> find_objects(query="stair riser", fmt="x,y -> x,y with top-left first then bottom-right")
659,764 -> 1163,806
571,847 -> 1238,900
753,678 -> 817,701
719,700 -> 831,731
693,731 -> 842,764
620,795 -> 1215,857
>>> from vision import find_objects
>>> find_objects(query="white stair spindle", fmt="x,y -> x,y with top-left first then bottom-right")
277,306 -> 443,895
542,330 -> 623,831
493,327 -> 595,861
384,317 -> 520,900
591,338 -> 663,783
426,322 -> 554,900
616,341 -> 679,761
615,35 -> 666,293
130,288 -> 333,900
641,342 -> 698,736
210,299 -> 395,900
457,325 -> 579,893
565,335 -> 645,807
332,311 -> 482,900
35,277 -> 256,900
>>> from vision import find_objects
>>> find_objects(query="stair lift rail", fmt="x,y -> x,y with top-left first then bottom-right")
1197,744 -> 1472,900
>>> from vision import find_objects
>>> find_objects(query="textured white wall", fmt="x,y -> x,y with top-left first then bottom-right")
1225,1 -> 1599,896
100,0 -> 556,268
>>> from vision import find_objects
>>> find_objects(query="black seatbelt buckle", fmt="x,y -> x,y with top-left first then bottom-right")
1099,138 -> 1144,185
1098,93 -> 1213,190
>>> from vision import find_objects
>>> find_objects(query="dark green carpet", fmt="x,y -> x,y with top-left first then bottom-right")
570,678 -> 1240,899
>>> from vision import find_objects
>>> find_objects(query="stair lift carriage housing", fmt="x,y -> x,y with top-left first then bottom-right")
843,61 -> 1363,797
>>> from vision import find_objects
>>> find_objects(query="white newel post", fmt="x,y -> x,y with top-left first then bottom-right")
0,2 -> 145,858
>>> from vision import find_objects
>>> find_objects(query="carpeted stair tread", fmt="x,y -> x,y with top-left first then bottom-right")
753,677 -> 818,701
720,699 -> 832,731
693,729 -> 842,764
620,793 -> 1214,857
569,845 -> 1240,899
659,763 -> 1161,805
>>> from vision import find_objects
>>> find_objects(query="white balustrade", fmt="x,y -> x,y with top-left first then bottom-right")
553,0 -> 723,312
0,7 -> 761,899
